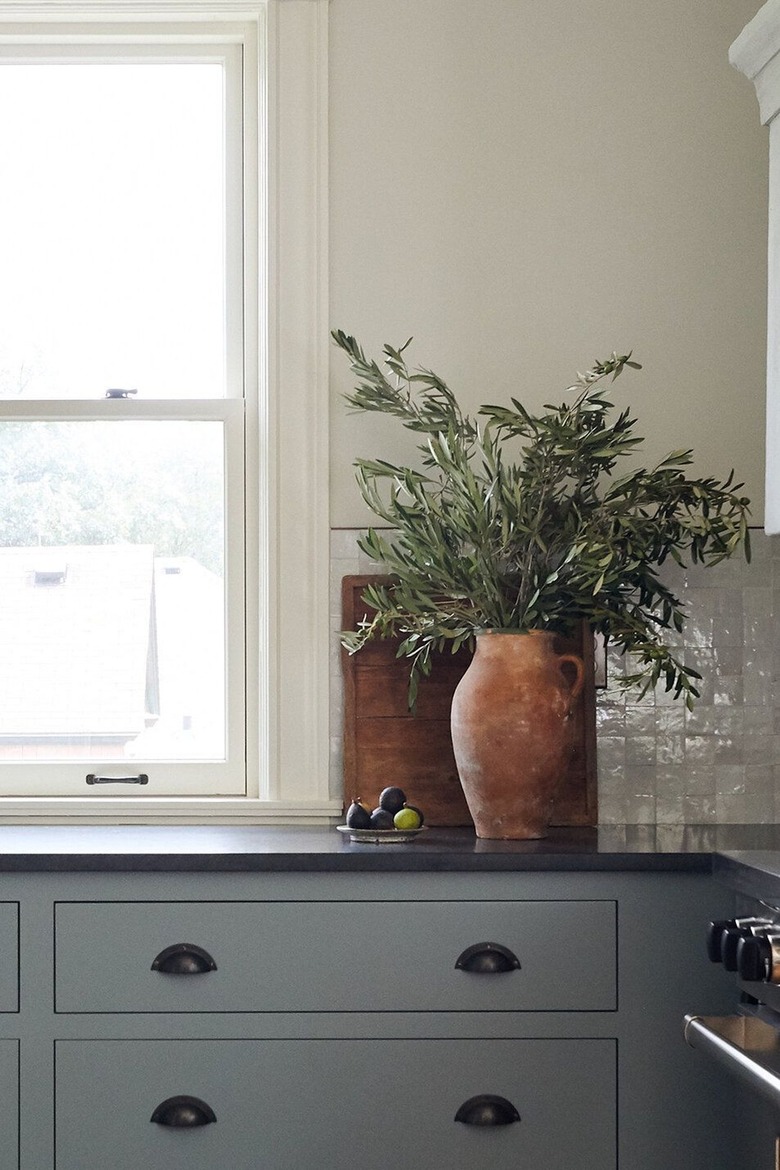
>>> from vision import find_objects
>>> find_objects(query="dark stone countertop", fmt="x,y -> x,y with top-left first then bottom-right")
0,822 -> 777,872
713,848 -> 780,901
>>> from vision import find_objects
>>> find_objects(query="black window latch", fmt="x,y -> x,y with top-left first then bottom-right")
86,774 -> 149,785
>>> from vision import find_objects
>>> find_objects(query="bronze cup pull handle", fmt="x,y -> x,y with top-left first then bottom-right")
454,1094 -> 521,1126
150,1095 -> 217,1127
455,942 -> 521,973
151,943 -> 217,974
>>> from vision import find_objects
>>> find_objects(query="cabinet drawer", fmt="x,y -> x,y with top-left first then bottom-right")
0,1040 -> 18,1168
55,1037 -> 616,1170
0,904 -> 18,1013
54,899 -> 616,1013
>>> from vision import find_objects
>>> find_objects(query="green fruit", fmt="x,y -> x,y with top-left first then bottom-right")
370,807 -> 395,830
403,803 -> 425,827
393,806 -> 422,830
378,786 -> 406,814
345,800 -> 372,829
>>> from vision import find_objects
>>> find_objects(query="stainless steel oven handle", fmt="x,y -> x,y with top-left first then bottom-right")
684,1014 -> 780,1110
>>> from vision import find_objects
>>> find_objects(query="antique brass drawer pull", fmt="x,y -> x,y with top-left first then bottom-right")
151,943 -> 217,975
150,1095 -> 217,1127
454,1094 -> 521,1126
455,942 -> 521,974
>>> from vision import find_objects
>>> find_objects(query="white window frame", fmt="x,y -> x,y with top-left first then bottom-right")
0,0 -> 333,823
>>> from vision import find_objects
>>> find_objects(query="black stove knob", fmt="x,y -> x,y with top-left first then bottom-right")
707,919 -> 735,963
721,926 -> 748,971
720,919 -> 771,971
737,935 -> 771,982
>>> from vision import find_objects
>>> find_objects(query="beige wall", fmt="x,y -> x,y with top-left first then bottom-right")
329,0 -> 769,528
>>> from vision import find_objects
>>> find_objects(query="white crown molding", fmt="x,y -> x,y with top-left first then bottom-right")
731,0 -> 780,79
731,0 -> 780,123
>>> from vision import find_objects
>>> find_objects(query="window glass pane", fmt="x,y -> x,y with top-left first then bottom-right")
0,62 -> 226,400
0,420 -> 226,761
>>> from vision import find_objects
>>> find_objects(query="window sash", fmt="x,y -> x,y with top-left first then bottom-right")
0,38 -> 246,403
0,399 -> 247,797
0,29 -> 251,798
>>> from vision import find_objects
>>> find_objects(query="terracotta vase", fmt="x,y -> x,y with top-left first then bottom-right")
450,630 -> 585,840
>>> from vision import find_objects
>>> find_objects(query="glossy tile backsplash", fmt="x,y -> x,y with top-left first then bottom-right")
330,529 -> 780,825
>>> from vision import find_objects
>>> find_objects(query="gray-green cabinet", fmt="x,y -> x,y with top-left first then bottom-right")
55,1037 -> 616,1169
0,865 -> 758,1168
0,903 -> 19,1013
53,897 -> 616,1012
0,1039 -> 18,1169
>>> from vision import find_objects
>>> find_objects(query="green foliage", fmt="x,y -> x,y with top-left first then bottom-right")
0,420 -> 224,575
334,330 -> 751,708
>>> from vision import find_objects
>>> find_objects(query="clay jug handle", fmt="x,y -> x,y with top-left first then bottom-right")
558,653 -> 585,701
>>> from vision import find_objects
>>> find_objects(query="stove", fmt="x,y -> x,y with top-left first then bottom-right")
685,855 -> 780,1119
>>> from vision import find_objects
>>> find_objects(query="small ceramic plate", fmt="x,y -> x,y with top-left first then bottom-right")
336,825 -> 427,844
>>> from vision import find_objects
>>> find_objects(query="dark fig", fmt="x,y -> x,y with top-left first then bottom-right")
370,807 -> 395,830
346,800 -> 372,829
378,786 -> 406,814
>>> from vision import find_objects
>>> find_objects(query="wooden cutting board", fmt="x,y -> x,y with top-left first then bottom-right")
341,575 -> 597,827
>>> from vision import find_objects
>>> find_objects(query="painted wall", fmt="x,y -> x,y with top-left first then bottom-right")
329,0 -> 769,528
328,0 -> 776,824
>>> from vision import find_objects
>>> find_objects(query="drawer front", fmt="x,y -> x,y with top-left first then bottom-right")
54,899 -> 616,1013
0,904 -> 18,1013
0,1040 -> 19,1169
55,1037 -> 616,1170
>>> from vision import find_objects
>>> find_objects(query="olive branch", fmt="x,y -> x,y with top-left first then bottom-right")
335,330 -> 751,709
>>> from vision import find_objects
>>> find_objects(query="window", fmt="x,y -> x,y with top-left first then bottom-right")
0,2 -> 332,820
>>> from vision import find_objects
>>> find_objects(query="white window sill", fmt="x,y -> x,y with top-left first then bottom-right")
0,797 -> 342,824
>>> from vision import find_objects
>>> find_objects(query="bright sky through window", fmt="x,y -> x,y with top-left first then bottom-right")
0,63 -> 226,400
